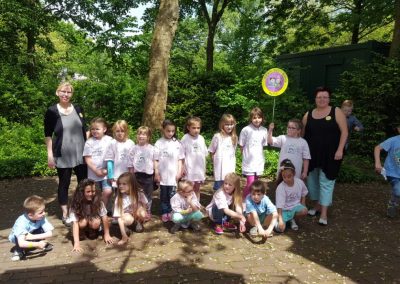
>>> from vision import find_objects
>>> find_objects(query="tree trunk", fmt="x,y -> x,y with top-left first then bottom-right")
389,0 -> 400,58
351,0 -> 362,44
141,0 -> 179,130
26,28 -> 37,79
206,24 -> 216,72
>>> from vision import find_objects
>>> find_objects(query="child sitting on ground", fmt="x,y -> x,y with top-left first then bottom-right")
244,180 -> 278,238
275,159 -> 308,232
170,180 -> 204,234
9,195 -> 54,261
374,123 -> 400,218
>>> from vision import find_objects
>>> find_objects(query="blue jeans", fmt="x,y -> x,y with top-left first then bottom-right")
160,185 -> 176,215
172,211 -> 203,224
213,180 -> 224,191
211,205 -> 230,224
307,168 -> 336,206
388,176 -> 400,204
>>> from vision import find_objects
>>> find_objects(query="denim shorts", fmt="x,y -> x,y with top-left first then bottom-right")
96,179 -> 112,191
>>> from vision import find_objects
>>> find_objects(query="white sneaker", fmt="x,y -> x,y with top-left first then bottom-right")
307,209 -> 317,216
290,219 -> 299,231
11,250 -> 23,261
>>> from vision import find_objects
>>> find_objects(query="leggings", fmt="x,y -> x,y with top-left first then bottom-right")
57,164 -> 87,206
243,174 -> 258,199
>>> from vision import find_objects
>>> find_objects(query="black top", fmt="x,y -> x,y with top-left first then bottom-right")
304,106 -> 342,180
44,104 -> 87,157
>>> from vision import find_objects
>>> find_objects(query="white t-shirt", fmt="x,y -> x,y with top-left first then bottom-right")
69,201 -> 108,222
271,135 -> 311,178
170,192 -> 201,213
181,133 -> 208,182
83,135 -> 113,181
154,137 -> 184,186
104,139 -> 135,179
128,144 -> 156,175
238,124 -> 268,175
208,133 -> 237,181
275,178 -> 308,211
206,189 -> 233,221
113,191 -> 148,217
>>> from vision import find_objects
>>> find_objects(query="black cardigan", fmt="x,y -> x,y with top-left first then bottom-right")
44,104 -> 87,157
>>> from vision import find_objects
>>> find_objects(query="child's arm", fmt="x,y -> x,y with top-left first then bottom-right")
249,211 -> 264,233
176,159 -> 183,181
186,194 -> 200,212
301,159 -> 309,180
26,230 -> 52,241
223,207 -> 246,232
17,235 -> 47,249
84,156 -> 107,177
101,215 -> 113,244
264,212 -> 278,237
267,123 -> 274,145
154,160 -> 160,183
352,116 -> 364,132
374,144 -> 384,173
71,221 -> 83,252
300,196 -> 306,206
277,208 -> 285,231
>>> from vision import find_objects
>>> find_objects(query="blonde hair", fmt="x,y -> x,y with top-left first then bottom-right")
341,100 -> 354,108
23,195 -> 45,214
116,172 -> 141,216
249,107 -> 265,123
184,116 -> 202,134
222,173 -> 242,210
136,126 -> 152,144
177,180 -> 194,193
89,117 -> 108,138
218,114 -> 238,146
56,82 -> 74,94
112,120 -> 129,141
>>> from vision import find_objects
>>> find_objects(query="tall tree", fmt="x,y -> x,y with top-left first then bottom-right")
390,0 -> 400,58
142,0 -> 180,130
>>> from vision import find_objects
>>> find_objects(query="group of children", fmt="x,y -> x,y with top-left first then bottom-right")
10,100 -> 400,261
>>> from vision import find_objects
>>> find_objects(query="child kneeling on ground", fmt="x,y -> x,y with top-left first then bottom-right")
170,180 -> 204,233
275,159 -> 308,232
244,180 -> 278,238
9,195 -> 54,261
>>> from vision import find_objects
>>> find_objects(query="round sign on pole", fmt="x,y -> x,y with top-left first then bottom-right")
262,68 -> 288,96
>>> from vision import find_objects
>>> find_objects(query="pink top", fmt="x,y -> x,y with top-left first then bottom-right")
170,192 -> 201,213
181,133 -> 208,182
154,138 -> 184,186
275,177 -> 308,211
128,144 -> 155,175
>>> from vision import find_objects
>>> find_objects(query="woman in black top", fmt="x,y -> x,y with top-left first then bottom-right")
302,87 -> 348,226
44,82 -> 87,225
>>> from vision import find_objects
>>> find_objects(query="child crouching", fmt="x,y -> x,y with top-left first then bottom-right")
170,180 -> 204,233
244,180 -> 278,238
9,195 -> 54,261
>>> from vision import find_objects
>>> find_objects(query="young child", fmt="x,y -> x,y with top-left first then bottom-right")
83,118 -> 113,211
208,114 -> 238,191
114,172 -> 148,245
181,116 -> 208,200
275,159 -> 308,232
69,179 -> 113,252
244,180 -> 278,238
341,100 -> 364,150
170,180 -> 204,233
9,195 -> 54,261
268,119 -> 311,180
128,126 -> 156,217
154,119 -> 184,222
206,173 -> 246,234
374,124 -> 400,218
239,107 -> 269,199
104,120 -> 135,187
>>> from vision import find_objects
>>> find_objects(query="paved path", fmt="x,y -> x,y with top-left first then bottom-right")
0,177 -> 399,283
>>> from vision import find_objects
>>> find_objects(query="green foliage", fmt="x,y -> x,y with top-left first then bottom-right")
337,154 -> 381,183
0,118 -> 56,178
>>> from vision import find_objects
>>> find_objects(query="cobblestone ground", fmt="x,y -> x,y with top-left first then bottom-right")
1,177 -> 399,283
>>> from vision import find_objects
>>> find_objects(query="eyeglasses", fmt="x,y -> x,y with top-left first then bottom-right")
59,90 -> 72,95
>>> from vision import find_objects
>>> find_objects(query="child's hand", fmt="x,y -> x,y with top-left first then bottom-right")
104,234 -> 114,244
268,122 -> 275,132
239,222 -> 246,233
95,168 -> 107,177
37,240 -> 47,249
72,244 -> 83,253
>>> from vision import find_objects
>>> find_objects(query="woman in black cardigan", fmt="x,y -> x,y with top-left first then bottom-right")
44,82 -> 87,226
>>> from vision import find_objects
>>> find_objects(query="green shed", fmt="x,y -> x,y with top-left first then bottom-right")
276,41 -> 390,99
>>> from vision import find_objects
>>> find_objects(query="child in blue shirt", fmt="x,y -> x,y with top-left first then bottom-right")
374,124 -> 400,218
9,195 -> 54,261
244,180 -> 278,238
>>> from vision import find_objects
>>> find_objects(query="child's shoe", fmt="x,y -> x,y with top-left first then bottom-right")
189,222 -> 201,231
62,216 -> 72,227
387,202 -> 398,218
214,224 -> 224,235
161,213 -> 170,223
135,222 -> 144,233
318,218 -> 328,226
11,249 -> 25,261
222,221 -> 237,231
290,219 -> 299,231
170,223 -> 181,234
249,226 -> 258,236
307,208 -> 319,216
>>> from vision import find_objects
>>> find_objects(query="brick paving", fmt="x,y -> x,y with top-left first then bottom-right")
1,177 -> 400,283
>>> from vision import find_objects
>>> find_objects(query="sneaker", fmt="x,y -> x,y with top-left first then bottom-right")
387,202 -> 398,218
11,250 -> 24,261
274,222 -> 283,233
161,213 -> 170,223
222,221 -> 237,231
135,222 -> 144,233
42,243 -> 53,252
214,224 -> 223,235
249,226 -> 258,236
181,222 -> 189,229
170,223 -> 181,234
318,218 -> 328,226
307,209 -> 319,216
62,217 -> 72,227
290,219 -> 299,231
189,222 -> 201,231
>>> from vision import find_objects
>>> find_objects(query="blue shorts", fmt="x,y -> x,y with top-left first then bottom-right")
96,180 -> 112,191
282,204 -> 307,222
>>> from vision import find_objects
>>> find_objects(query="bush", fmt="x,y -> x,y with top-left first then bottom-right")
337,154 -> 381,183
0,117 -> 55,178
